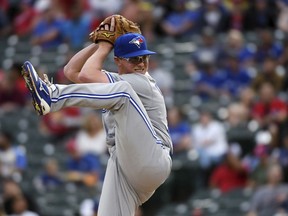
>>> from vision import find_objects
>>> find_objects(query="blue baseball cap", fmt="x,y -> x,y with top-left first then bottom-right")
114,33 -> 156,58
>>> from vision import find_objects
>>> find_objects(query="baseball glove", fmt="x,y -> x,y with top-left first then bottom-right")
89,14 -> 141,45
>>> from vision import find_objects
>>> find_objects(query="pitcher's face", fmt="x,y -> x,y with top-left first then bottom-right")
114,55 -> 150,74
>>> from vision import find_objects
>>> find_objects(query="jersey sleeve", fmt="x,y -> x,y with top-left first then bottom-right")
103,71 -> 123,83
104,71 -> 150,96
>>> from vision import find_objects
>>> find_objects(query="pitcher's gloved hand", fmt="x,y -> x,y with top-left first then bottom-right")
89,14 -> 141,46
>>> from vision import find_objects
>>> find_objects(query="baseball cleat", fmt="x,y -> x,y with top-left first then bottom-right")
21,61 -> 51,115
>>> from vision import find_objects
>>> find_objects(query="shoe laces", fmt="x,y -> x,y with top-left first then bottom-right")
43,74 -> 53,86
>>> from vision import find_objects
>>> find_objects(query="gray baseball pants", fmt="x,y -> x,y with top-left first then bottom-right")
50,81 -> 172,216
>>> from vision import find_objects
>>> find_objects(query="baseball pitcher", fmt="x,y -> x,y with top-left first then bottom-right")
22,15 -> 172,216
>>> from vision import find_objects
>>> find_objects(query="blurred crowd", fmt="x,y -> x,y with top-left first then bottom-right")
0,0 -> 288,216
0,0 -> 287,48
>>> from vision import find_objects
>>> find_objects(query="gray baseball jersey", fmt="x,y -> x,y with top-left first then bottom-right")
49,71 -> 172,216
103,71 -> 172,150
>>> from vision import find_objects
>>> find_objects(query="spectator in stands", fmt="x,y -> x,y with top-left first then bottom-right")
0,5 -> 11,36
74,111 -> 107,157
226,102 -> 250,129
40,106 -> 82,139
2,0 -> 21,24
243,0 -> 277,31
167,106 -> 192,155
222,0 -> 250,12
119,0 -> 142,25
62,3 -> 92,50
254,29 -> 283,64
119,0 -> 155,41
133,0 -> 156,41
149,56 -> 174,107
196,0 -> 230,33
247,164 -> 288,216
251,82 -> 287,147
2,179 -> 39,215
78,198 -> 99,216
193,55 -> 226,100
252,56 -> 284,93
55,0 -> 90,19
248,143 -> 271,187
210,144 -> 248,193
226,102 -> 255,156
0,72 -> 27,112
87,0 -> 121,32
31,0 -> 65,49
238,87 -> 256,119
0,131 -> 27,180
160,0 -> 199,38
218,29 -> 256,68
87,0 -> 122,17
3,194 -> 39,216
64,139 -> 102,187
192,109 -> 228,170
276,0 -> 288,33
12,0 -> 38,37
222,0 -> 248,30
191,27 -> 221,69
186,27 -> 223,96
222,53 -> 252,98
36,158 -> 64,190
185,58 -> 201,93
152,0 -> 174,36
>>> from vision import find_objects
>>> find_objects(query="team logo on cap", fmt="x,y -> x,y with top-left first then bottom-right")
129,36 -> 143,48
